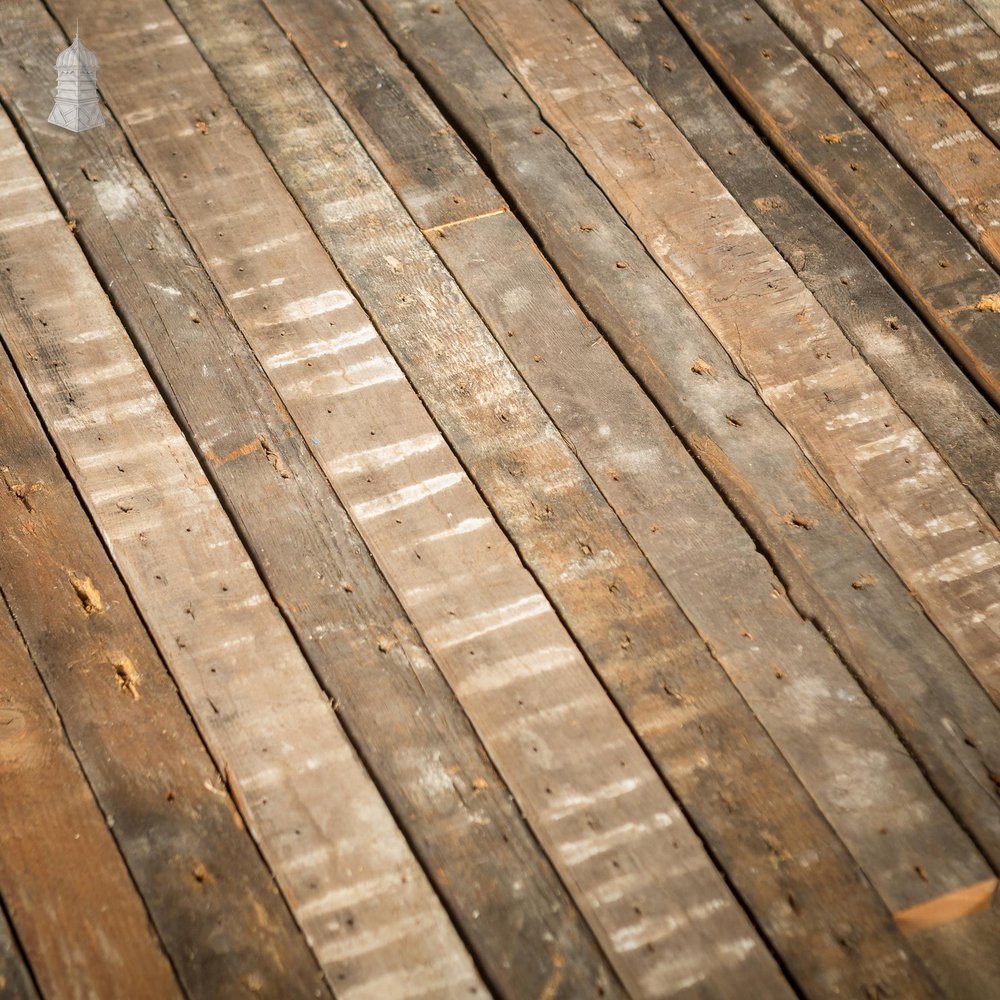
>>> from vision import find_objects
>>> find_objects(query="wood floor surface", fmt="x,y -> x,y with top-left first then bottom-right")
0,0 -> 998,996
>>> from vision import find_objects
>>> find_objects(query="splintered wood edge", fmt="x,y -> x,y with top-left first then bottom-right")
893,878 -> 998,934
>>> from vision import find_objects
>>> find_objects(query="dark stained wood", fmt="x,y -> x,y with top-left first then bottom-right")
53,1 -> 800,995
656,0 -> 1000,411
0,897 -> 38,1000
0,600 -> 181,1000
135,2 -> 971,997
865,0 -> 1000,153
0,9 -> 619,998
354,0 -> 1000,875
571,0 -> 1000,528
461,0 -> 1000,706
0,98 -> 483,998
759,0 -> 1000,273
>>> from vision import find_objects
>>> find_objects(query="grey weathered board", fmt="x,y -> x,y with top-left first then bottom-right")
0,101 -> 485,998
350,0 -> 1000,881
41,1 -> 803,996
0,7 -> 619,997
0,292 -> 332,998
865,0 -> 1000,154
656,0 -> 1000,410
146,0 -> 976,995
0,906 -> 36,1000
460,0 -> 1000,706
0,599 -> 182,1000
570,0 -> 1000,528
758,0 -> 1000,275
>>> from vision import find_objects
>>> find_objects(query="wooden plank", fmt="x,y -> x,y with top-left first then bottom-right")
39,2 -> 800,997
573,0 -> 1000,527
0,308 -> 334,997
0,106 -> 483,1000
356,0 -> 1000,878
0,599 -> 181,1000
758,0 -> 1000,274
138,1 -> 969,996
864,0 -> 1000,152
656,0 -> 1000,409
965,0 -> 1000,36
460,0 -> 1000,706
0,9 -> 618,998
0,907 -> 37,1000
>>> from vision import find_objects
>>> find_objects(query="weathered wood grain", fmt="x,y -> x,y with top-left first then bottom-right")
965,0 -> 1000,36
0,104 -> 483,999
657,0 -> 1000,410
864,0 -> 1000,152
758,0 -> 1000,276
358,0 -> 1000,878
0,600 -> 181,1000
0,9 -> 618,998
136,0 -> 973,996
0,303 -> 335,997
0,907 -> 36,1000
461,0 -> 1000,705
572,0 -> 1000,526
47,2 -> 802,995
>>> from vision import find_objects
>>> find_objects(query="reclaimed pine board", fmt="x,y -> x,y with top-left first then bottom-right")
0,11 -> 617,998
865,0 -> 1000,150
0,908 -> 36,1000
658,0 -> 1000,410
153,0 -> 960,995
57,2 -> 799,995
0,601 -> 181,1000
0,316 -> 331,997
255,0 -> 994,932
759,0 -> 1000,275
573,0 -> 1000,527
359,0 -> 1000,875
966,0 -> 1000,35
0,107 -> 484,999
461,0 -> 1000,706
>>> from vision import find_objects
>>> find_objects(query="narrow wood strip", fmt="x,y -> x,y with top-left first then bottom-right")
51,1 -> 795,995
865,0 -> 1000,153
0,8 -> 619,997
461,0 -> 1000,705
0,600 -> 181,1000
0,105 -> 482,999
758,0 -> 1000,275
894,878 -> 997,934
148,0 -> 960,996
659,0 -> 1000,408
356,0 -> 1000,877
0,906 -> 37,1000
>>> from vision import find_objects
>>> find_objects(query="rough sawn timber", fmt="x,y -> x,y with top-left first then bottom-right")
0,291 -> 333,997
758,0 -> 1000,275
354,0 -> 1000,886
0,8 -> 618,997
53,0 -> 798,995
571,0 -> 1000,529
150,0 -> 966,995
657,0 -> 1000,410
0,104 -> 484,1000
461,0 -> 1000,705
0,600 -> 181,1000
